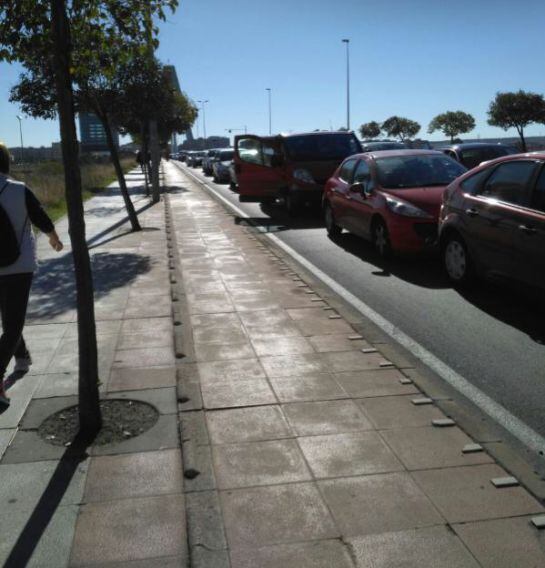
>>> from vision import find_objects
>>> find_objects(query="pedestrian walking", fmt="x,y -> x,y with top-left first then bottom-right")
0,142 -> 63,410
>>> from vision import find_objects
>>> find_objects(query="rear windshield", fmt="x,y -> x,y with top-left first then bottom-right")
283,134 -> 361,161
219,150 -> 234,161
375,155 -> 467,189
363,142 -> 406,152
460,146 -> 513,169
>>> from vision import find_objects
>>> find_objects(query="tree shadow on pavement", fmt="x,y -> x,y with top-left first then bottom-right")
27,251 -> 153,321
2,431 -> 96,568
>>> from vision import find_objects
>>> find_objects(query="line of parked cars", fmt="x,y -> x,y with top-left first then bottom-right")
181,132 -> 544,293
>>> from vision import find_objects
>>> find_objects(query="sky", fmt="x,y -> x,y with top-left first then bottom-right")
2,0 -> 545,148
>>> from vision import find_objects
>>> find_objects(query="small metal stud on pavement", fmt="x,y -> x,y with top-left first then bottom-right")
491,476 -> 519,488
462,443 -> 483,454
379,361 -> 394,368
348,335 -> 363,340
531,515 -> 545,529
412,397 -> 433,405
329,314 -> 341,319
362,348 -> 378,354
432,418 -> 456,427
399,378 -> 413,385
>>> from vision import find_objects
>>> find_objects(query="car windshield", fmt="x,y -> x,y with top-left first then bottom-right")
283,134 -> 361,161
363,142 -> 406,152
375,155 -> 467,189
460,147 -> 512,169
219,150 -> 234,161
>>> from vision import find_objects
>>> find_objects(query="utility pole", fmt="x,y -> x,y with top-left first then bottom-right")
16,115 -> 24,164
342,39 -> 350,130
145,7 -> 160,203
198,100 -> 209,149
266,88 -> 272,135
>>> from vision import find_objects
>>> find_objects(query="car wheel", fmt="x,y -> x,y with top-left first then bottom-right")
372,218 -> 392,258
229,181 -> 236,191
285,192 -> 301,217
213,174 -> 218,182
324,202 -> 342,238
442,233 -> 474,286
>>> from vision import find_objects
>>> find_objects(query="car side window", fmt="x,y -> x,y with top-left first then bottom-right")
339,158 -> 357,183
262,141 -> 282,168
460,168 -> 491,194
531,165 -> 545,213
479,161 -> 536,206
353,160 -> 370,183
238,138 -> 263,166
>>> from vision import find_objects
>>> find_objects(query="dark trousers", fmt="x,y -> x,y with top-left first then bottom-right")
0,273 -> 33,380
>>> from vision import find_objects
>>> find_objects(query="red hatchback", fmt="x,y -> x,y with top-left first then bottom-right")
323,150 -> 467,255
439,152 -> 545,289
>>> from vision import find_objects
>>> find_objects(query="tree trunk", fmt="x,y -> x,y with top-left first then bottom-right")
518,127 -> 527,152
101,112 -> 141,231
51,0 -> 101,437
141,123 -> 150,196
149,119 -> 161,203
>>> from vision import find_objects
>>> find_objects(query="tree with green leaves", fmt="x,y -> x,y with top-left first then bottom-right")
487,90 -> 545,152
0,0 -> 178,437
381,116 -> 421,142
428,111 -> 475,143
359,121 -> 382,139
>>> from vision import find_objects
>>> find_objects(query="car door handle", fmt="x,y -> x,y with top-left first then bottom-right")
519,224 -> 537,235
466,208 -> 479,217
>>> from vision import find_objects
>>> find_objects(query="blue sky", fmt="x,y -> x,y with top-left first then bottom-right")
2,0 -> 545,148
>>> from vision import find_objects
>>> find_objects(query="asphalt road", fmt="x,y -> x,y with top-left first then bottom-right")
177,162 -> 545,446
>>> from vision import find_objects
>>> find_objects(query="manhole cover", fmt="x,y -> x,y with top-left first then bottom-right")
39,399 -> 159,446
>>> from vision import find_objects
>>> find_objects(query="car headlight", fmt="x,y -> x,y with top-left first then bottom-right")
385,196 -> 433,219
293,168 -> 315,184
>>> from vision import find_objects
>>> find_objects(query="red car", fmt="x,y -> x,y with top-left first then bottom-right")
323,150 -> 467,255
439,152 -> 545,289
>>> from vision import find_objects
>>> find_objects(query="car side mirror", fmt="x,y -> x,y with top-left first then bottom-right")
351,181 -> 371,197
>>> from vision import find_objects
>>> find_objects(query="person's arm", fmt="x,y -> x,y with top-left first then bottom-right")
25,187 -> 63,251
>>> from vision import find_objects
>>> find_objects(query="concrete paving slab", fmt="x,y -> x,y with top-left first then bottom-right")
282,400 -> 373,435
260,353 -> 330,378
0,458 -> 88,509
88,556 -> 184,568
120,317 -> 171,335
230,539 -> 355,568
381,426 -> 493,470
0,504 -> 79,568
112,347 -> 174,369
334,369 -> 419,398
358,394 -> 446,429
21,395 -> 78,430
34,373 -> 79,398
0,428 -> 15,459
0,374 -> 44,429
269,372 -> 348,403
454,516 -> 545,568
298,431 -> 403,478
323,350 -> 390,372
213,439 -> 311,489
319,473 -> 443,536
0,429 -> 66,464
220,482 -> 338,548
70,494 -> 186,566
106,386 -> 178,415
117,329 -> 173,350
193,342 -> 256,362
193,324 -> 249,345
308,334 -> 371,352
84,449 -> 183,502
206,406 -> 292,444
250,335 -> 314,356
107,366 -> 176,392
412,464 -> 544,523
91,414 -> 178,456
201,377 -> 277,409
238,309 -> 295,328
348,525 -> 480,568
197,358 -> 265,385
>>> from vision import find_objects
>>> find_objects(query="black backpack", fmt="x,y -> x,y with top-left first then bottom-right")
0,181 -> 22,267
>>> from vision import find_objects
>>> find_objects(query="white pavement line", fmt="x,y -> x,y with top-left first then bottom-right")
178,164 -> 545,456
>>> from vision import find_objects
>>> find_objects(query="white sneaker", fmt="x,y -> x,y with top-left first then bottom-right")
14,356 -> 32,373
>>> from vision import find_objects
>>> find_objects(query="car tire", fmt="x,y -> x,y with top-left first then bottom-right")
372,218 -> 392,258
324,202 -> 342,238
285,192 -> 302,217
213,174 -> 218,182
442,233 -> 474,286
229,181 -> 237,191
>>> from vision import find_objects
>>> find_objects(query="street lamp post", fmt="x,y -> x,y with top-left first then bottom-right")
16,115 -> 24,164
197,99 -> 209,149
266,88 -> 272,135
342,39 -> 350,130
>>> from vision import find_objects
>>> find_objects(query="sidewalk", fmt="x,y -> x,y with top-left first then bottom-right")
0,170 -> 186,566
167,161 -> 545,568
1,161 -> 544,567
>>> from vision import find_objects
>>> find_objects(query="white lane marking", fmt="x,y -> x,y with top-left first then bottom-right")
177,164 -> 545,455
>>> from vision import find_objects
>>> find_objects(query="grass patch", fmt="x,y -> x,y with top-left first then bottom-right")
11,156 -> 135,222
